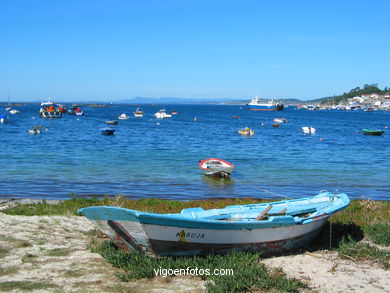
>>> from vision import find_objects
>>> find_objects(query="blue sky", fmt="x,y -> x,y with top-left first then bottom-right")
1,0 -> 389,102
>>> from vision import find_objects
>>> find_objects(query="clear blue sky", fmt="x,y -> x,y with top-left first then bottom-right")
1,0 -> 389,102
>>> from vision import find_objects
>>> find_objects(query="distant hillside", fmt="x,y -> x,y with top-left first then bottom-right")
319,84 -> 390,105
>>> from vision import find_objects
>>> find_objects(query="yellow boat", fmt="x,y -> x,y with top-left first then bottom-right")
238,127 -> 254,136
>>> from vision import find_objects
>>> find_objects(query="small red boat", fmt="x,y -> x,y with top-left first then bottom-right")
199,158 -> 234,178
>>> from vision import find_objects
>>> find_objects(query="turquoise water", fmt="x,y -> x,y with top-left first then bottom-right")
1,104 -> 389,200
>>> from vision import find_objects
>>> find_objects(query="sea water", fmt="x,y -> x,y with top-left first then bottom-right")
0,104 -> 389,200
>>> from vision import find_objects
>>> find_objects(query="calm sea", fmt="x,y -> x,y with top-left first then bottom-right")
0,104 -> 389,201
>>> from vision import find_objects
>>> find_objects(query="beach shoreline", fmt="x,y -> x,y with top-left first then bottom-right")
0,199 -> 389,292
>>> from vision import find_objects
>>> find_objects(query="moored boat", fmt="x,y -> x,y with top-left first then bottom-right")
302,127 -> 316,134
199,158 -> 234,178
154,109 -> 172,119
39,102 -> 62,118
28,125 -> 42,134
238,127 -> 254,136
78,191 -> 350,257
134,107 -> 144,117
273,118 -> 287,123
101,127 -> 115,135
246,96 -> 284,111
105,120 -> 118,125
362,128 -> 384,136
68,105 -> 84,116
9,109 -> 20,114
118,113 -> 129,120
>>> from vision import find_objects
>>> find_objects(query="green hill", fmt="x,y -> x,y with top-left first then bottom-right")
319,84 -> 389,105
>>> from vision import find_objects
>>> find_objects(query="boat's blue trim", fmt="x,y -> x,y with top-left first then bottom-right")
78,206 -> 142,222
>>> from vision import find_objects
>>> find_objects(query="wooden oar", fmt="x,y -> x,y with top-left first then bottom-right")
256,205 -> 273,220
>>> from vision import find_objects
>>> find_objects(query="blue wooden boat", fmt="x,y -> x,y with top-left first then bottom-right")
78,191 -> 349,256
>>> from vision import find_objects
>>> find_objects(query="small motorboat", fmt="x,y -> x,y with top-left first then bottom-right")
118,113 -> 129,120
28,125 -> 42,134
154,109 -> 172,119
171,111 -> 178,115
78,191 -> 350,257
0,114 -> 7,123
68,105 -> 83,115
9,109 -> 20,114
302,127 -> 316,134
101,127 -> 115,135
362,129 -> 384,136
134,107 -> 144,117
232,115 -> 240,119
238,127 -> 254,136
199,158 -> 234,178
273,118 -> 287,123
105,120 -> 118,125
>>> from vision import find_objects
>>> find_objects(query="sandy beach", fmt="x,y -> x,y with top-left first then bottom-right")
0,203 -> 389,293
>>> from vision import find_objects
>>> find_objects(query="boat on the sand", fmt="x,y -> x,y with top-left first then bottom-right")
199,158 -> 234,178
78,191 -> 350,257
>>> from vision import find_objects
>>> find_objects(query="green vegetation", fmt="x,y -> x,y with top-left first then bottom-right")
319,83 -> 390,105
0,281 -> 58,291
2,196 -> 267,216
2,196 -> 389,290
90,240 -> 306,293
45,247 -> 74,257
337,236 -> 389,269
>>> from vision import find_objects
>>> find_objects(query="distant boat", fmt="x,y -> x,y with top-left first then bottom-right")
134,107 -> 144,117
302,127 -> 316,134
69,105 -> 84,116
246,96 -> 284,111
171,110 -> 178,115
273,118 -> 287,123
9,109 -> 20,114
0,114 -> 7,123
199,158 -> 235,178
39,102 -> 62,118
362,129 -> 384,136
28,125 -> 42,134
105,120 -> 118,125
238,127 -> 254,136
118,113 -> 129,120
78,191 -> 350,257
101,127 -> 115,135
154,109 -> 172,119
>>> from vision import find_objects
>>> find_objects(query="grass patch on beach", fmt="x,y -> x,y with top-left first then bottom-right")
2,196 -> 267,216
0,266 -> 18,276
0,281 -> 58,291
337,236 -> 389,269
91,240 -> 306,293
45,247 -> 74,257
